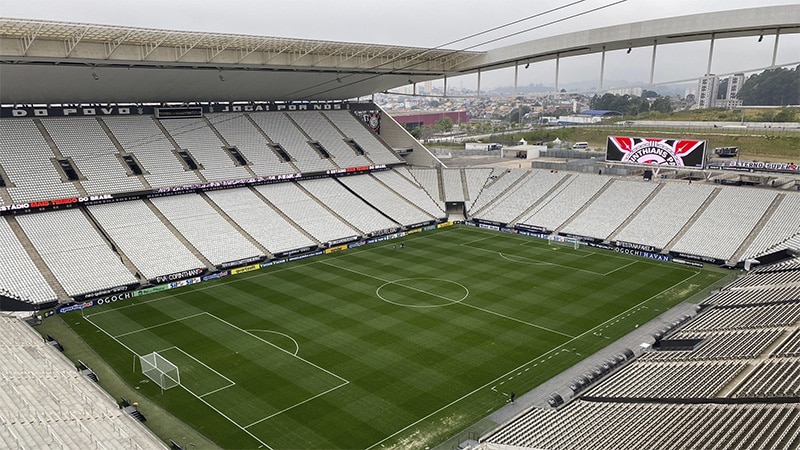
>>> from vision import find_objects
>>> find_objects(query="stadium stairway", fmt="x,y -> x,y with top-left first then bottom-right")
243,114 -> 302,173
152,118 -> 210,183
662,187 -> 721,254
283,113 -> 339,166
4,215 -> 69,300
82,208 -> 143,281
203,117 -> 259,178
553,177 -> 615,234
198,191 -> 272,257
0,182 -> 11,204
293,182 -> 364,236
334,178 -> 404,229
141,198 -> 214,269
369,172 -> 439,221
509,173 -> 573,226
320,112 -> 379,166
605,182 -> 666,244
248,186 -> 322,246
406,168 -> 446,209
728,194 -> 786,265
471,170 -> 533,218
436,169 -> 446,202
33,119 -> 89,197
96,118 -> 153,190
460,169 -> 471,202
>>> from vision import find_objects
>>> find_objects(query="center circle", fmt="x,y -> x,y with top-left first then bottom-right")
376,277 -> 469,308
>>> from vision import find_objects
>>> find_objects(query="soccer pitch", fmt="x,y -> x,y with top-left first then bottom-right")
64,226 -> 727,449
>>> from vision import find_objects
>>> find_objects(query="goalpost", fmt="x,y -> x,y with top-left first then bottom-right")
547,235 -> 581,250
140,352 -> 180,391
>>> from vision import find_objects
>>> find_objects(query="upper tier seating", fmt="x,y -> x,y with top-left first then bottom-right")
206,113 -> 294,177
248,112 -> 336,173
0,118 -> 80,203
41,117 -> 144,195
159,118 -> 251,182
102,116 -> 202,188
288,111 -> 371,169
323,110 -> 404,165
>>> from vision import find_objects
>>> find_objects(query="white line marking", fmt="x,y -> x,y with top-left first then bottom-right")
244,382 -> 349,429
112,312 -> 207,338
322,260 -> 574,338
365,269 -> 704,450
82,313 -> 274,450
200,384 -> 235,398
247,329 -> 300,356
206,313 -> 350,385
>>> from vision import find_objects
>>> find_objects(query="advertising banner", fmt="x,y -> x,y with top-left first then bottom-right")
231,264 -> 261,275
607,136 -> 706,168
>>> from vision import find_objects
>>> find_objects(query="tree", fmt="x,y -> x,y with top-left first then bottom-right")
642,89 -> 659,98
738,66 -> 800,106
434,117 -> 454,132
650,97 -> 673,113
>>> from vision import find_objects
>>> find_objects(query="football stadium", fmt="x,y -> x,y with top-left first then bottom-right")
1,5 -> 800,450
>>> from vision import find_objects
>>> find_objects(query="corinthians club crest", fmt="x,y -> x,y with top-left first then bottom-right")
607,136 -> 707,168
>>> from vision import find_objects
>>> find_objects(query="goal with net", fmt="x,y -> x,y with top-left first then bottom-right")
547,235 -> 581,250
140,352 -> 180,391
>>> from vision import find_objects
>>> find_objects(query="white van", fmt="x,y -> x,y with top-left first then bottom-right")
572,142 -> 588,149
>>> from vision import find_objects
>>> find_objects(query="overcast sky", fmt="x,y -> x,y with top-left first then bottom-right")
2,0 -> 798,91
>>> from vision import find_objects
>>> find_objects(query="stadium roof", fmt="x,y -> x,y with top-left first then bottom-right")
0,5 -> 797,105
0,17 -> 483,104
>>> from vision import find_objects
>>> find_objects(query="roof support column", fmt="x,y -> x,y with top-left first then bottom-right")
599,46 -> 606,91
771,29 -> 781,67
477,69 -> 481,96
444,76 -> 448,97
514,62 -> 519,97
706,33 -> 716,75
649,40 -> 658,85
554,53 -> 560,93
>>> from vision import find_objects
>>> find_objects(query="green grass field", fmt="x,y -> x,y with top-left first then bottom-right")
60,225 -> 727,449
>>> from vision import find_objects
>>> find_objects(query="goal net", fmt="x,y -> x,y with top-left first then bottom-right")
547,235 -> 580,250
140,352 -> 180,390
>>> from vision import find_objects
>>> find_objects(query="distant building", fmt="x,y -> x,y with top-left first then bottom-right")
606,87 -> 643,97
726,73 -> 745,101
696,73 -> 745,109
696,74 -> 719,109
390,110 -> 470,130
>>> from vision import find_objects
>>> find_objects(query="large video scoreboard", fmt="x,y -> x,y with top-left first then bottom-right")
606,136 -> 706,168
